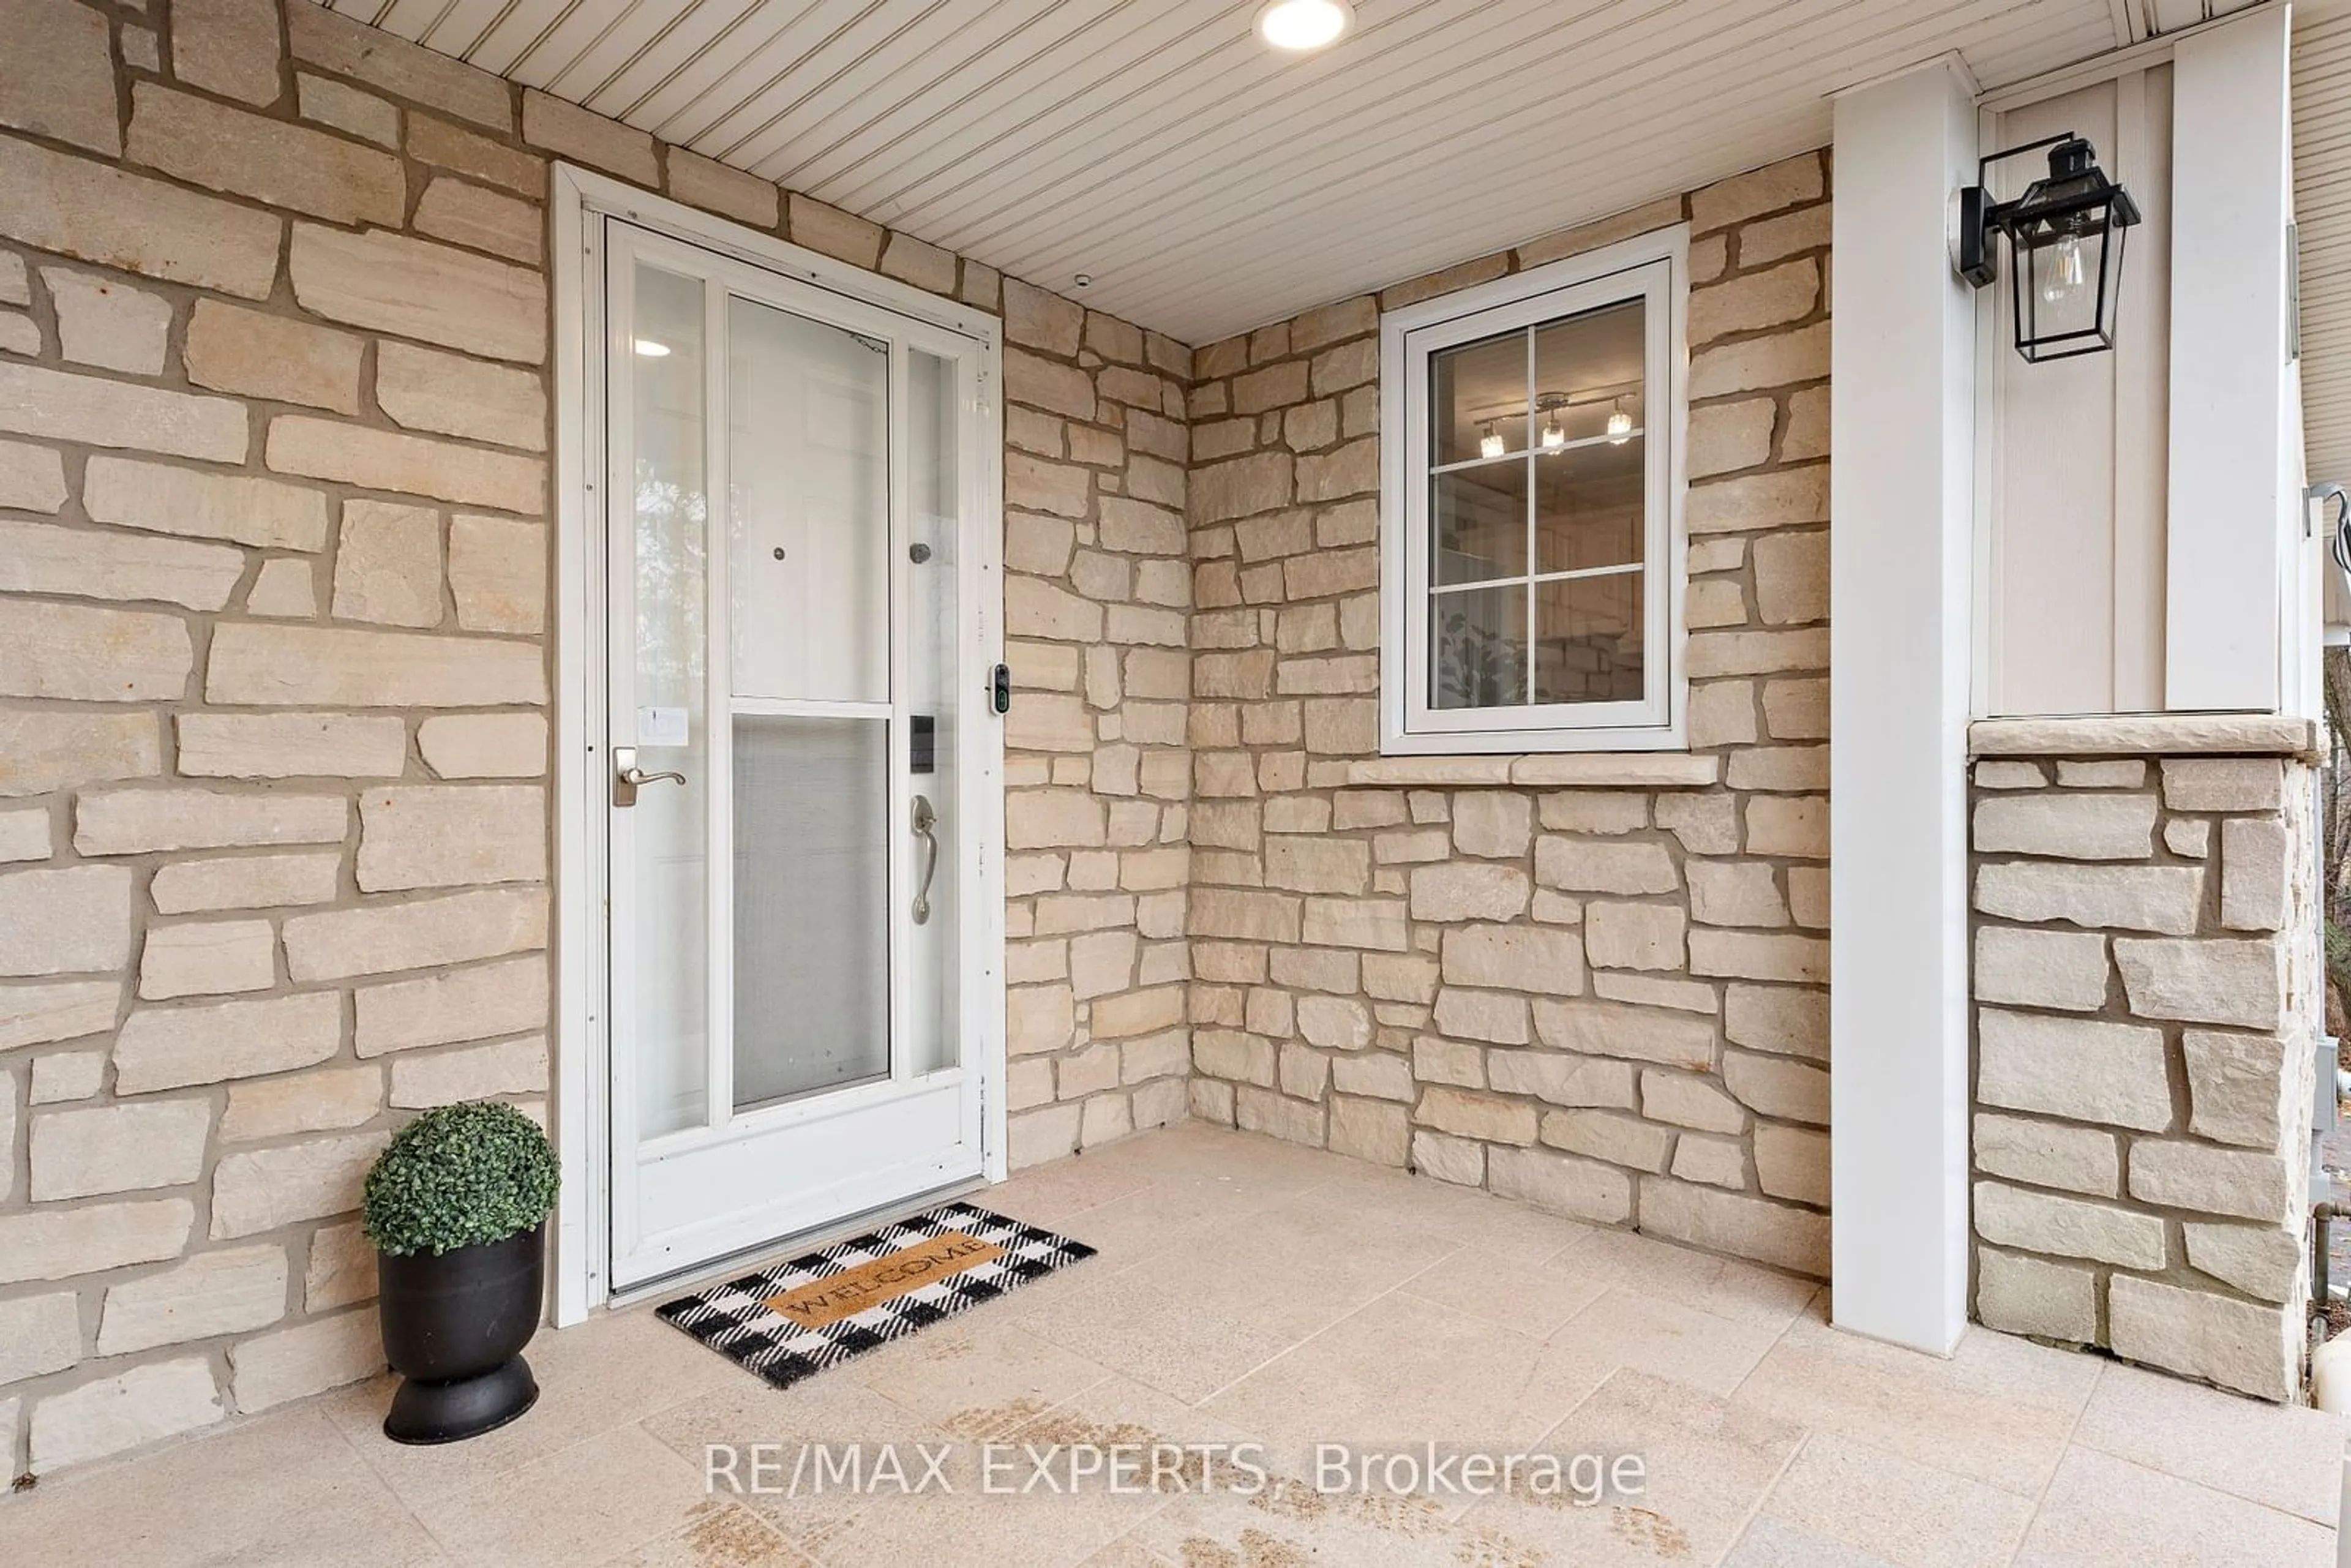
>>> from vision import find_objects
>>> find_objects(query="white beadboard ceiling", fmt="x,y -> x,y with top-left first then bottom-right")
2297,2 -> 2351,488
340,0 -> 2277,346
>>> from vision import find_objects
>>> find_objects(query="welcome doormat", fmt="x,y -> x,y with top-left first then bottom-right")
654,1202 -> 1095,1389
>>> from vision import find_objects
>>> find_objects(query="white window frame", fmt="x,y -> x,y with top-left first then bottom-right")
1379,225 -> 1690,754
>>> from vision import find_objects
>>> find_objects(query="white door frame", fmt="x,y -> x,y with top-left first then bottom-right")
549,164 -> 1008,1324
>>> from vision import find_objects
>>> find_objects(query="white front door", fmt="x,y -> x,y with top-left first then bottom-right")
597,220 -> 999,1291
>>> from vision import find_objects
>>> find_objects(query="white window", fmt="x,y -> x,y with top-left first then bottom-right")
1379,228 -> 1689,754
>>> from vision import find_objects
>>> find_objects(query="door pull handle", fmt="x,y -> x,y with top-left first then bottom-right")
911,794 -> 939,925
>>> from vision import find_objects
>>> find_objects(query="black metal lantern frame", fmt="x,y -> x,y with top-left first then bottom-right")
1956,132 -> 2143,363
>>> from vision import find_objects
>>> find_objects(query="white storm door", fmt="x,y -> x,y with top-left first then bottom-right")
602,222 -> 993,1290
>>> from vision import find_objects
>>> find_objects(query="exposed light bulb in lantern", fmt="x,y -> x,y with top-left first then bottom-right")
2040,233 -> 2086,305
1607,399 -> 1632,445
1539,410 -> 1565,450
1478,422 -> 1504,460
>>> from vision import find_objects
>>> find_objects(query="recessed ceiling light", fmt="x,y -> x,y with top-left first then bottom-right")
1255,0 -> 1352,52
633,339 -> 671,358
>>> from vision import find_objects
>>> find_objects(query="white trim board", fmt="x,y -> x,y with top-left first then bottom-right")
549,164 -> 1007,1326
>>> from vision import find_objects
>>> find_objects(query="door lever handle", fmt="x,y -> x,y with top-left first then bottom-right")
910,794 -> 939,925
613,745 -> 686,808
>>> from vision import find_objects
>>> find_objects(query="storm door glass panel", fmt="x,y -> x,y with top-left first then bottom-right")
726,295 -> 892,1111
904,350 -> 960,1076
628,262 -> 711,1138
731,716 -> 890,1106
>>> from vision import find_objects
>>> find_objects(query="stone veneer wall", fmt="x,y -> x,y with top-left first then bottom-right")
1968,750 -> 2321,1400
0,0 -> 1184,1479
1177,153 -> 1836,1279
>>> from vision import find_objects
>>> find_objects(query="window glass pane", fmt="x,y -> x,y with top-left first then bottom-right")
1433,461 -> 1528,585
1431,329 -> 1526,464
1536,435 -> 1644,575
1533,572 -> 1644,705
1431,584 -> 1527,709
1532,296 -> 1646,450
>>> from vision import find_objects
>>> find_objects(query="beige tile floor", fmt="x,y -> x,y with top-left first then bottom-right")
1,1122 -> 2342,1567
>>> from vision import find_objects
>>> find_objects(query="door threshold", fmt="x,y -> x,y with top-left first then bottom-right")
604,1173 -> 992,1311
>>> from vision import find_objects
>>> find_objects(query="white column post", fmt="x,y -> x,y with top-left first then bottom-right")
1828,59 -> 1979,1354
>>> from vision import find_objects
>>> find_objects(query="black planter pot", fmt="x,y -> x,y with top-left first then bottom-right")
378,1222 -> 546,1444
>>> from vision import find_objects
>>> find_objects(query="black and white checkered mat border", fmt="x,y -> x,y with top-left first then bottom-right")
653,1202 -> 1096,1390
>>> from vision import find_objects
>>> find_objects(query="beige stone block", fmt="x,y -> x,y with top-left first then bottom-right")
419,711 -> 546,781
1974,792 -> 2158,861
1332,1050 -> 1415,1100
1263,836 -> 1371,895
1690,258 -> 1818,345
1009,1102 -> 1082,1167
2107,1275 -> 2292,1401
31,1359 -> 223,1474
1235,1085 -> 1323,1147
2,0 -> 119,151
1974,926 -> 2108,1011
0,1199 -> 193,1291
1327,1095 -> 1409,1166
2159,757 -> 2282,813
1692,156 -> 1823,232
0,865 -> 135,977
29,1049 -> 104,1104
2181,1028 -> 2293,1149
290,224 -> 543,364
1638,1068 -> 1744,1133
1976,1008 -> 2170,1130
377,342 -> 546,454
1438,923 -> 1585,996
1431,988 -> 1529,1045
113,991 -> 340,1093
1415,1084 -> 1537,1144
1972,1111 -> 2120,1196
1722,1049 -> 1827,1124
1690,321 -> 1829,400
0,360 -> 246,463
0,707 -> 162,797
1687,398 -> 1775,478
1646,1175 -> 1828,1275
0,435 -> 66,512
76,787 -> 346,856
357,783 -> 545,891
40,268 -> 168,376
0,979 -> 119,1050
1008,984 -> 1076,1057
1752,1122 -> 1829,1205
271,415 -> 541,516
1409,862 -> 1531,922
2219,817 -> 2289,932
1067,930 -> 1138,1000
1540,1108 -> 1671,1172
1412,1035 -> 1482,1087
184,299 -> 362,414
1190,451 -> 1294,523
1534,998 -> 1714,1069
1745,795 -> 1828,858
1005,347 -> 1094,421
283,887 -> 546,982
97,1244 -> 287,1356
296,74 -> 396,146
287,2 -> 510,129
412,177 -> 539,264
1299,895 -> 1409,951
220,1064 -> 381,1142
0,1292 -> 80,1384
2129,1141 -> 2292,1225
1975,1247 -> 2096,1343
1594,973 -> 1717,1014
1000,277 -> 1081,355
520,88 -> 655,182
390,1034 -> 546,1107
304,1219 -> 375,1311
1089,987 -> 1185,1039
1534,837 -> 1679,895
1584,901 -> 1687,971
1689,929 -> 1825,983
1973,862 -> 2203,937
1976,760 -> 2048,790
355,954 -> 547,1056
1007,577 -> 1104,642
406,114 -> 543,195
211,1130 -> 390,1239
1974,1180 -> 2165,1269
177,711 -> 405,780
1448,793 -> 1532,859
1657,794 -> 1741,856
0,519 -> 240,617
138,918 -> 276,1000
787,193 -> 883,269
230,1307 -> 383,1412
84,456 -> 327,552
1750,529 -> 1828,626
666,149 -> 778,228
30,1097 -> 212,1199
2114,937 -> 2282,1030
0,136 -> 281,300
1297,994 -> 1373,1050
0,806 -> 48,863
2183,1221 -> 2300,1304
150,853 -> 340,915
1687,680 -> 1758,748
1686,470 -> 1829,541
1687,862 -> 1785,930
133,83 -> 403,230
1485,1049 -> 1634,1110
207,623 -> 546,707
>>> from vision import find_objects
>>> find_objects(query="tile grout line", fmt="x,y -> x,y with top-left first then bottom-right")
2004,1356 -> 2104,1567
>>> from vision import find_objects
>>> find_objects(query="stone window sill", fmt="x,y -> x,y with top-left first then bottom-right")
1342,754 -> 1721,789
1968,713 -> 2320,760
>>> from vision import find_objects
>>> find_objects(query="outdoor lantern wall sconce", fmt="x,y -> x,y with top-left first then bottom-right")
1955,132 -> 2143,363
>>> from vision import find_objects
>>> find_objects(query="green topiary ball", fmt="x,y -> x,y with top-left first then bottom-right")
363,1100 -> 559,1258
